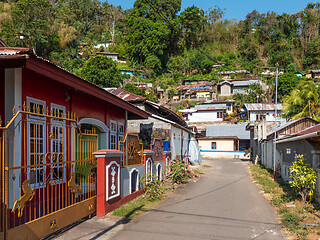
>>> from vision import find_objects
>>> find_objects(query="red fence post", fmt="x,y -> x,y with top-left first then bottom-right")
93,149 -> 123,217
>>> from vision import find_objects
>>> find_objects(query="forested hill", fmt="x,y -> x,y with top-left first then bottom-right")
1,0 -> 320,88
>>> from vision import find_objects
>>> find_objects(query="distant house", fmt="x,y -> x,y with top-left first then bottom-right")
310,70 -> 320,79
218,70 -> 249,80
131,82 -> 152,88
244,103 -> 283,122
199,124 -> 250,159
218,78 -> 260,96
179,100 -> 235,122
183,79 -> 210,85
96,52 -> 119,61
121,69 -> 144,78
94,41 -> 110,49
176,83 -> 215,100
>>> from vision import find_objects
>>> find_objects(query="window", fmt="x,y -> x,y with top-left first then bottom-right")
217,112 -> 223,118
211,142 -> 217,150
27,97 -> 46,188
110,120 -> 117,149
118,122 -> 124,150
50,103 -> 66,184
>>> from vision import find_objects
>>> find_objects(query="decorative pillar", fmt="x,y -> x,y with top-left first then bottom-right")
142,150 -> 154,177
93,149 -> 123,217
163,151 -> 171,175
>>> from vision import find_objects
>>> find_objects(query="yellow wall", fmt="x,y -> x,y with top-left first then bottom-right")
198,139 -> 235,151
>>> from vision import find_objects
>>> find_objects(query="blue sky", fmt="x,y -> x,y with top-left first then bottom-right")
106,0 -> 314,20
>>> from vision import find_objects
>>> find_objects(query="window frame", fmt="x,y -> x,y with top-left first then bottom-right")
211,142 -> 217,150
26,97 -> 47,189
50,103 -> 66,185
110,120 -> 117,149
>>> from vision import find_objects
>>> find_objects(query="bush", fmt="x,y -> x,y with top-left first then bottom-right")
167,155 -> 190,184
140,173 -> 164,201
289,154 -> 317,203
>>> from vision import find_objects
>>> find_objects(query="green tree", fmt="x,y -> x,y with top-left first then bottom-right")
289,154 -> 317,203
273,72 -> 300,100
283,80 -> 320,120
12,0 -> 58,57
80,55 -> 122,87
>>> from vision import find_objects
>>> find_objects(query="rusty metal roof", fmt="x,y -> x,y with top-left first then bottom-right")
244,103 -> 282,111
105,88 -> 146,103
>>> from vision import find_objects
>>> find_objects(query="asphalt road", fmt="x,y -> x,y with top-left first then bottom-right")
113,158 -> 286,240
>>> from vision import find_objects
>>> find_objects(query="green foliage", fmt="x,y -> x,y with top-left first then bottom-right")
140,173 -> 164,201
283,80 -> 320,120
80,55 -> 122,87
167,155 -> 190,184
273,73 -> 300,100
289,154 -> 317,203
281,212 -> 300,229
123,83 -> 157,102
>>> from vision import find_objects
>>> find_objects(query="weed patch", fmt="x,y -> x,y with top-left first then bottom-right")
249,164 -> 320,239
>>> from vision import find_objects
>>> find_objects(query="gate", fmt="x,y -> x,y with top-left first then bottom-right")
119,133 -> 143,167
0,104 -> 98,240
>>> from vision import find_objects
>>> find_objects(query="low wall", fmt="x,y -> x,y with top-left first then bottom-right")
121,165 -> 145,197
200,150 -> 249,159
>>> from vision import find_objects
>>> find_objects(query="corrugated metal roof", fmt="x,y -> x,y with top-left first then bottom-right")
105,88 -> 146,103
195,104 -> 226,110
0,47 -> 29,55
206,124 -> 250,139
233,79 -> 259,87
244,103 -> 282,111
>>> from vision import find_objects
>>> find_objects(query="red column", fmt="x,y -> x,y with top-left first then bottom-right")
143,150 -> 154,176
93,149 -> 123,217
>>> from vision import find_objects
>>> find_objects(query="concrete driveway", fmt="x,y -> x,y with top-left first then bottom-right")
113,158 -> 286,240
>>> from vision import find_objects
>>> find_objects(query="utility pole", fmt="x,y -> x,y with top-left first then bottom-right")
273,63 -> 278,177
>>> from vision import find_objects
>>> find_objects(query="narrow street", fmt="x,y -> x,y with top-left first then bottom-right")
113,158 -> 286,240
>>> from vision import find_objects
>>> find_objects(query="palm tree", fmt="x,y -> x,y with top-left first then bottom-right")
283,80 -> 320,120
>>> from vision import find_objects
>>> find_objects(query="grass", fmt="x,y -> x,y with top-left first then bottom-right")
194,168 -> 204,174
112,196 -> 161,219
249,164 -> 320,240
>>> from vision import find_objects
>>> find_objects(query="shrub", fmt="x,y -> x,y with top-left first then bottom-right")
289,154 -> 317,203
140,173 -> 164,201
167,155 -> 190,184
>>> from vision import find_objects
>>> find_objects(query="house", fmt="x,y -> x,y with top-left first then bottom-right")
310,70 -> 320,79
218,70 -> 249,80
244,103 -> 284,122
199,124 -> 250,159
183,79 -> 210,85
275,124 -> 320,182
94,41 -> 110,49
179,100 -> 235,123
176,83 -> 215,100
218,78 -> 260,96
0,47 -> 150,239
96,52 -> 119,61
120,69 -> 144,78
106,88 -> 201,165
247,117 -> 318,169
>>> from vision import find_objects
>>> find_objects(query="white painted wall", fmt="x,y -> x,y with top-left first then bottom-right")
188,111 -> 223,122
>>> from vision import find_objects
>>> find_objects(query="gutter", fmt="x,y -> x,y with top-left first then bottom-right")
276,132 -> 320,144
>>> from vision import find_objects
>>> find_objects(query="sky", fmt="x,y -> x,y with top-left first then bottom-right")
106,0 -> 314,20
